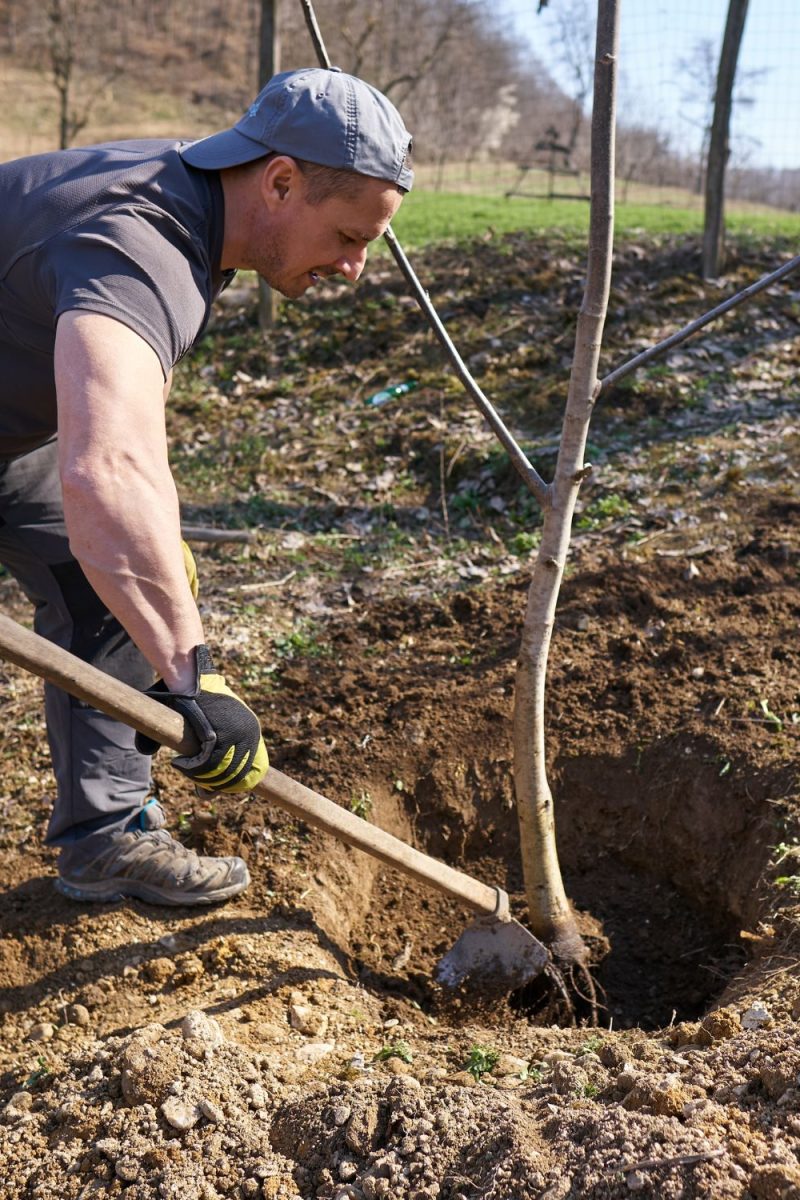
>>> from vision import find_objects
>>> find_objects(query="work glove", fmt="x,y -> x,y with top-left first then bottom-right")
182,539 -> 199,599
135,645 -> 268,793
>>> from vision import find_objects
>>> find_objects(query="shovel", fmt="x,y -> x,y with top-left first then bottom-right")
0,611 -> 548,992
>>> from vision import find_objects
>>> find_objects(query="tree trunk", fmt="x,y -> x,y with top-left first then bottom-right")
703,0 -> 750,280
513,0 -> 619,969
258,0 -> 280,331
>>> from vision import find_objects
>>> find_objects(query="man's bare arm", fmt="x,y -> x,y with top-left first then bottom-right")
55,310 -> 203,691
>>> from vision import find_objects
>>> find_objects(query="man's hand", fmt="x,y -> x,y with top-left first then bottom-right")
136,646 -> 268,792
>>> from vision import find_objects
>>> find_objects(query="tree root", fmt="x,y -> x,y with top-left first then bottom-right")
512,954 -> 606,1027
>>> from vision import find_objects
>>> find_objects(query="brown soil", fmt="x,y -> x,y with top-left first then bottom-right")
2,241 -> 800,1198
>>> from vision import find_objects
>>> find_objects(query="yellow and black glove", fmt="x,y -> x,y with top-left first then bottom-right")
182,540 -> 199,600
136,645 -> 268,793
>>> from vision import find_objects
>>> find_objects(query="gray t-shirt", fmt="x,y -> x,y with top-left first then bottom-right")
0,139 -> 232,458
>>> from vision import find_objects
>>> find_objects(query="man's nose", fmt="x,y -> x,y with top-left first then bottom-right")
335,246 -> 368,282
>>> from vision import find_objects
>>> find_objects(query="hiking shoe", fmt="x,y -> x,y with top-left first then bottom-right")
56,829 -> 250,906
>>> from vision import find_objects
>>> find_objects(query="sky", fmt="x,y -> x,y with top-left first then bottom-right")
496,0 -> 800,172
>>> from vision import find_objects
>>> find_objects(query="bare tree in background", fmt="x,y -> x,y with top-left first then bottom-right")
46,0 -> 121,149
677,22 -> 764,202
544,0 -> 595,163
703,0 -> 750,279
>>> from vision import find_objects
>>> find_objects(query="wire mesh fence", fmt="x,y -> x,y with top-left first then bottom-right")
0,0 -> 796,224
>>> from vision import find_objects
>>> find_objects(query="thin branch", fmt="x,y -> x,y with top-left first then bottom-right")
295,0 -> 549,509
598,252 -> 800,397
611,1148 -> 725,1176
181,525 -> 254,543
382,229 -> 550,506
298,0 -> 331,67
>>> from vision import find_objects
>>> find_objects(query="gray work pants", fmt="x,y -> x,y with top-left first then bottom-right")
0,438 -> 156,845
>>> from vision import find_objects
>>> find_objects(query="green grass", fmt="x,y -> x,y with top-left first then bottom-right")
388,191 -> 800,250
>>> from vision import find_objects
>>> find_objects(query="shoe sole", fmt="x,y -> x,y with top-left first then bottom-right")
55,871 -> 250,907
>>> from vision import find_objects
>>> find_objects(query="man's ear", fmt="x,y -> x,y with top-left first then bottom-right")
259,155 -> 300,211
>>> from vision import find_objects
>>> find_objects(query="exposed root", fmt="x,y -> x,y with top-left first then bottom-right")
510,953 -> 606,1027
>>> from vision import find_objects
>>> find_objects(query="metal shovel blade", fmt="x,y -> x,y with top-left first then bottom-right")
435,914 -> 549,991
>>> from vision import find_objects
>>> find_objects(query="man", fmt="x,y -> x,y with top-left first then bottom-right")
0,67 -> 413,905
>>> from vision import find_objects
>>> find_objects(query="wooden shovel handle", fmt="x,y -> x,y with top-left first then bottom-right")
0,611 -> 501,918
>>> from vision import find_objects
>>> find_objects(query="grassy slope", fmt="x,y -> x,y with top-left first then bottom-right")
391,191 -> 800,250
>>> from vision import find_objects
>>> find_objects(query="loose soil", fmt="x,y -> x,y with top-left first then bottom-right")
2,234 -> 800,1198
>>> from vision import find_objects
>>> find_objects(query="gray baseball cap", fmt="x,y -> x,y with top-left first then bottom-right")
181,66 -> 413,190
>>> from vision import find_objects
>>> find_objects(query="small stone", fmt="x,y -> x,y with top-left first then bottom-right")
95,1138 -> 121,1157
198,1097 -> 224,1124
542,1049 -> 572,1066
161,1096 -> 201,1132
28,1022 -> 55,1042
181,1010 -> 224,1046
248,1082 -> 268,1110
339,1161 -> 358,1182
241,1181 -> 260,1199
289,1004 -> 329,1037
115,1157 -> 140,1183
575,614 -> 591,632
9,1091 -> 33,1112
331,1105 -> 352,1126
626,1171 -> 647,1192
742,1002 -> 771,1030
684,561 -> 701,581
67,1004 -> 91,1027
295,1041 -> 335,1065
690,666 -> 705,679
492,1053 -> 529,1078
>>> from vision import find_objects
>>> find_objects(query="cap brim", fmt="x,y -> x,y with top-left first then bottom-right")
180,128 -> 270,170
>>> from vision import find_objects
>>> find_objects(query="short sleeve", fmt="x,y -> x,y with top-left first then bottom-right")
48,207 -> 210,377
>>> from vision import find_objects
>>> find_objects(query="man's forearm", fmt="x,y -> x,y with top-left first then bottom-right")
54,311 -> 204,692
62,465 -> 204,690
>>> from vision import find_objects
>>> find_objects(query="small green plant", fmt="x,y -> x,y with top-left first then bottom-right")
775,876 -> 800,895
349,791 -> 373,820
509,530 -> 541,556
23,1056 -> 50,1089
579,1034 -> 604,1055
576,492 -> 632,530
581,1082 -> 599,1098
773,841 -> 800,866
375,1040 -> 413,1064
760,698 -> 783,732
273,624 -> 328,660
464,1044 -> 500,1081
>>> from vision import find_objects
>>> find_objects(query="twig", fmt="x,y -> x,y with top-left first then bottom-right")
611,1148 -> 724,1176
220,571 -> 297,594
439,402 -> 450,540
181,525 -> 254,544
296,0 -> 549,508
598,253 -> 800,397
